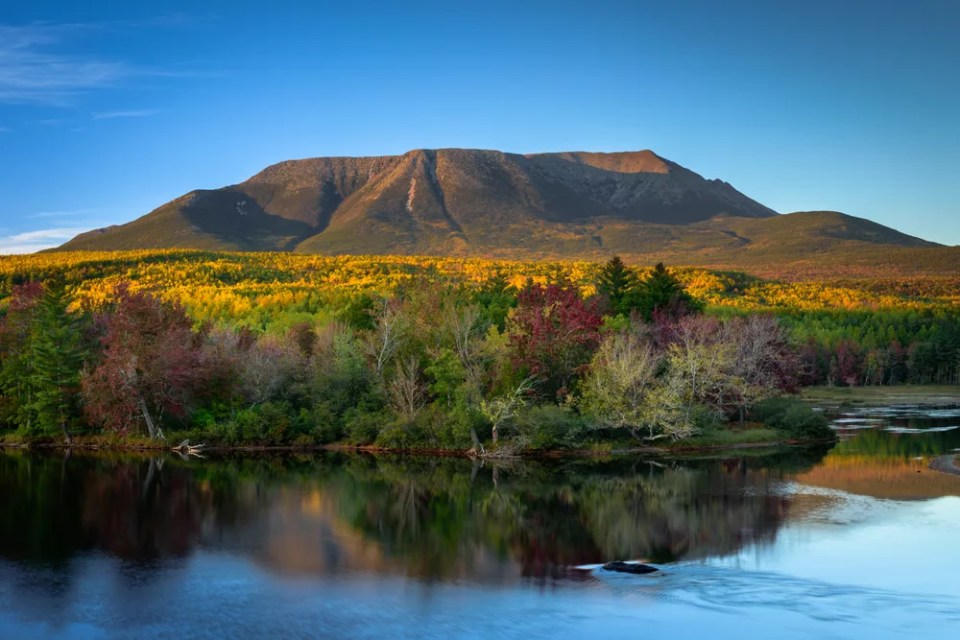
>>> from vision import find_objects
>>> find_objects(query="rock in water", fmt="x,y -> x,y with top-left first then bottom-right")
601,561 -> 659,574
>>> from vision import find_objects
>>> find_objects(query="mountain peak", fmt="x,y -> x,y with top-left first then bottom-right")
59,146 -> 787,254
527,150 -> 671,174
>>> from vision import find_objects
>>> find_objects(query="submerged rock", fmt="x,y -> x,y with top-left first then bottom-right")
601,561 -> 659,574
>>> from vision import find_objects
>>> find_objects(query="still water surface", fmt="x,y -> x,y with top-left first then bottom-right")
1,406 -> 959,639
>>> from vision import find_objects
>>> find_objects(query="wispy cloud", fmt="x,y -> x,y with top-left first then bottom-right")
6,228 -> 82,242
93,109 -> 159,120
24,209 -> 92,219
0,20 -> 210,106
0,226 -> 89,254
0,126 -> 10,133
0,23 -> 129,104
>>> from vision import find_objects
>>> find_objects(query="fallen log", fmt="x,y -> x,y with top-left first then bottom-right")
171,439 -> 205,458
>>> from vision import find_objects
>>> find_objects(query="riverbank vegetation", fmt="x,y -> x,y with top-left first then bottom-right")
1,251 -> 955,450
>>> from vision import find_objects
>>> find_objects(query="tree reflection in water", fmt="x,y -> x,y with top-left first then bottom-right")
0,447 -> 831,584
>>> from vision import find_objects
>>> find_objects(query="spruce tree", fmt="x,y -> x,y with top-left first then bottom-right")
623,262 -> 703,321
596,256 -> 638,315
28,281 -> 88,442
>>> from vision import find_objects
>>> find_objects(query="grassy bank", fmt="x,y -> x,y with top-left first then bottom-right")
662,427 -> 783,449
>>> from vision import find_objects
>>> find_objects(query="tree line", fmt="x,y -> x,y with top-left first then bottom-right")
0,256 -> 951,448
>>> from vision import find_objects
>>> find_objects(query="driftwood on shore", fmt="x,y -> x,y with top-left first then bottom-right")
468,440 -> 526,459
172,439 -> 205,458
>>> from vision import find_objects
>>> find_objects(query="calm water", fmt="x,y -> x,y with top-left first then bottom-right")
2,406 -> 960,639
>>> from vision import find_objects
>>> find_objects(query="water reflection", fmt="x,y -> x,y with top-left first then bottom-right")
811,404 -> 960,499
4,423 -> 960,639
0,448 -> 832,583
831,404 -> 960,442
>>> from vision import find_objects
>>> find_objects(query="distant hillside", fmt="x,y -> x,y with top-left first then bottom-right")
58,148 -> 943,273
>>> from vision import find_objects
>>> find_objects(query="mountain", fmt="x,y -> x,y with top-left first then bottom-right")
60,149 -> 774,251
58,148 -> 940,272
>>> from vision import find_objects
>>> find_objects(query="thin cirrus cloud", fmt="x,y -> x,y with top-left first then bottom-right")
24,209 -> 92,219
93,109 -> 159,120
0,226 -> 90,254
0,21 -> 206,106
0,23 -> 129,104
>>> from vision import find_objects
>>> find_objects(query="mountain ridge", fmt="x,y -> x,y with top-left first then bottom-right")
58,148 -> 940,270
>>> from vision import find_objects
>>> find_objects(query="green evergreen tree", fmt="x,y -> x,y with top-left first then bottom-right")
596,256 -> 638,316
474,271 -> 517,331
623,262 -> 703,321
0,283 -> 43,431
27,282 -> 88,442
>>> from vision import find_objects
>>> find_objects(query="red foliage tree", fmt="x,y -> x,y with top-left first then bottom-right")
796,338 -> 825,387
82,285 -> 212,438
886,340 -> 908,385
507,284 -> 602,401
831,340 -> 863,387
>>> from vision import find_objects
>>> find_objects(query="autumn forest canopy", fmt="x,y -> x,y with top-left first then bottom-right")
0,251 -> 958,450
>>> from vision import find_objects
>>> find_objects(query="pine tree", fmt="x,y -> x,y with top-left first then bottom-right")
596,256 -> 638,316
28,281 -> 88,443
623,262 -> 703,321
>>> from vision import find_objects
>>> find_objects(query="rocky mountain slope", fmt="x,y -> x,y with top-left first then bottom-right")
59,148 -> 938,269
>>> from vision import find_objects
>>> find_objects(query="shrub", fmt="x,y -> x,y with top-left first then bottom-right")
750,396 -> 798,423
439,405 -> 487,449
751,396 -> 833,440
690,404 -> 725,433
514,405 -> 588,449
342,408 -> 386,445
309,407 -> 343,444
778,405 -> 832,439
191,408 -> 216,431
214,401 -> 304,444
375,422 -> 426,449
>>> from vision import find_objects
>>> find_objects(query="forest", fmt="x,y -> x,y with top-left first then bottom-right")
0,251 -> 957,451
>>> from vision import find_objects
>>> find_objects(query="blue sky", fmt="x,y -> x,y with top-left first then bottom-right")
1,0 -> 958,252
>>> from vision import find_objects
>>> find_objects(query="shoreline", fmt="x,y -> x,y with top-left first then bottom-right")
0,437 -> 832,458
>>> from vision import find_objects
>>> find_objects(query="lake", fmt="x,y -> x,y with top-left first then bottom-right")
1,405 -> 959,639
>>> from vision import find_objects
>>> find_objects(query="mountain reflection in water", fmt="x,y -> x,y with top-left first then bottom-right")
0,449 -> 830,582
